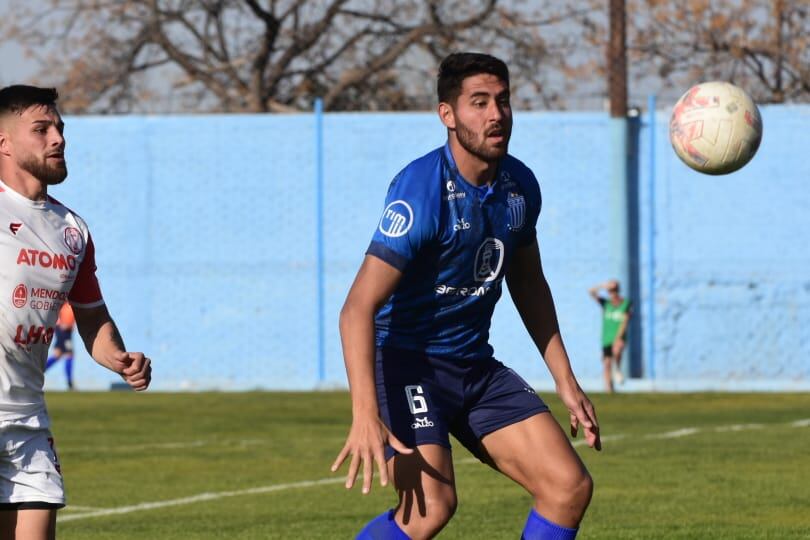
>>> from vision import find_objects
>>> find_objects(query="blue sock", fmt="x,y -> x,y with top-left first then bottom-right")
45,357 -> 58,371
356,509 -> 410,540
64,356 -> 74,388
521,509 -> 578,540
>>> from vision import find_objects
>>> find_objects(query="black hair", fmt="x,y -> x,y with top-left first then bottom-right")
0,85 -> 59,116
437,53 -> 509,104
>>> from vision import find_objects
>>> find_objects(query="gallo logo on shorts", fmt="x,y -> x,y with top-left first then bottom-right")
63,227 -> 84,255
411,417 -> 435,429
474,238 -> 504,282
379,200 -> 414,238
12,284 -> 27,308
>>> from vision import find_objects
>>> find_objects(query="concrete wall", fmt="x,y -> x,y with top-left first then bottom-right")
636,106 -> 810,390
43,106 -> 810,391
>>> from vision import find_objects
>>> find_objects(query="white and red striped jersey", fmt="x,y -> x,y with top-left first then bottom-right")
0,178 -> 104,427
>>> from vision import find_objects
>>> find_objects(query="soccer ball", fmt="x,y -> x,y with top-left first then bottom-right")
669,81 -> 763,175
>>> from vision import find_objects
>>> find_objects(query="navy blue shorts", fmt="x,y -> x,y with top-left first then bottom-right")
375,347 -> 549,461
53,328 -> 73,352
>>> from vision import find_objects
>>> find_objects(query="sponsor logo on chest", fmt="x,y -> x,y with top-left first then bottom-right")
16,249 -> 78,270
445,180 -> 466,201
453,218 -> 471,231
14,324 -> 55,348
12,283 -> 68,312
474,238 -> 504,282
6,222 -> 82,272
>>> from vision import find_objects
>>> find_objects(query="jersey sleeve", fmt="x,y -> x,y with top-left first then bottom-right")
366,165 -> 439,271
68,234 -> 105,308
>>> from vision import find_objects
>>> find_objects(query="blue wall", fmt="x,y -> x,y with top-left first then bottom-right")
43,106 -> 810,391
637,106 -> 810,390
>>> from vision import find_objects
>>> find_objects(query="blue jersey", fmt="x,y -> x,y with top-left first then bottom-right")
367,143 -> 542,359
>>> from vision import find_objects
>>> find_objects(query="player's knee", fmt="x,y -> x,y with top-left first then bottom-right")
436,494 -> 458,522
421,494 -> 457,526
531,467 -> 593,513
571,469 -> 593,509
400,494 -> 457,538
552,468 -> 593,513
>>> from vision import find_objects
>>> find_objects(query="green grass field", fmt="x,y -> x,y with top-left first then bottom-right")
46,391 -> 810,539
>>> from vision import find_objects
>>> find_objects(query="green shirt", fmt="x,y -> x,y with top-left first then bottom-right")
601,298 -> 631,346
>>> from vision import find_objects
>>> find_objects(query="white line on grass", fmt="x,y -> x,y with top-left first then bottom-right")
58,478 -> 346,523
647,427 -> 700,439
61,439 -> 266,453
714,423 -> 763,432
56,418 -> 810,524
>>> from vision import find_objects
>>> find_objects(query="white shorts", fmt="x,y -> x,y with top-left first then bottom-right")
0,427 -> 65,507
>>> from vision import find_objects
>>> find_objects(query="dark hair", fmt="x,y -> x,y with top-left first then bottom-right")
437,53 -> 509,104
0,85 -> 59,116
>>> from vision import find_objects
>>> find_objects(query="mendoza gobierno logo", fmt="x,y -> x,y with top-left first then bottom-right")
379,200 -> 414,238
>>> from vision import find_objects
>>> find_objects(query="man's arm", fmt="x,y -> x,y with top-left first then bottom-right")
506,239 -> 601,450
72,304 -> 151,391
588,283 -> 606,304
331,255 -> 413,493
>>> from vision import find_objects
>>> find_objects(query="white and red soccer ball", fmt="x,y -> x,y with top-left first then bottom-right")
669,81 -> 763,175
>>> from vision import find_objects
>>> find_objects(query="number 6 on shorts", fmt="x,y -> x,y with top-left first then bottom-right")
404,385 -> 428,414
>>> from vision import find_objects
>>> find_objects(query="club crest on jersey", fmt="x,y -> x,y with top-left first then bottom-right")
474,238 -> 504,282
63,227 -> 83,254
507,192 -> 526,231
379,200 -> 413,238
12,284 -> 27,308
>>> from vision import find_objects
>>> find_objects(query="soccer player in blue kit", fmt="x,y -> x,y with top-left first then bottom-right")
331,53 -> 601,540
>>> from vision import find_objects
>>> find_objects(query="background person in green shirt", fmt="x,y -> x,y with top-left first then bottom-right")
589,280 -> 632,393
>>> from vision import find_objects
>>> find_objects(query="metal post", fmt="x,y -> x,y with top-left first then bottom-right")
608,0 -> 631,377
315,98 -> 326,384
646,94 -> 657,380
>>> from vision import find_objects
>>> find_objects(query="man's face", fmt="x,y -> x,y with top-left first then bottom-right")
444,73 -> 512,162
2,104 -> 67,185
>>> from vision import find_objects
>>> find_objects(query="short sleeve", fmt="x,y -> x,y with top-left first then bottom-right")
366,165 -> 439,271
68,234 -> 105,308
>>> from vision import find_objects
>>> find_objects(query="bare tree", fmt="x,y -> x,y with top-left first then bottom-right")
6,1 -> 802,113
0,0 -> 603,113
626,0 -> 810,105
